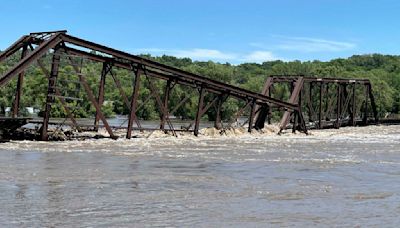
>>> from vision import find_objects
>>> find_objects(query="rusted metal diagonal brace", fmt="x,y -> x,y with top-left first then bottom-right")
169,94 -> 190,116
0,33 -> 63,87
94,62 -> 111,131
116,77 -> 175,130
213,93 -> 229,130
59,33 -> 300,111
228,99 -> 252,128
35,56 -> 81,132
143,73 -> 177,137
63,49 -> 117,139
126,67 -> 142,139
278,77 -> 308,134
0,35 -> 30,63
107,65 -> 142,130
189,93 -> 221,133
253,76 -> 273,127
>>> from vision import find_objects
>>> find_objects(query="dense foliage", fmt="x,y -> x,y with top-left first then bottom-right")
0,52 -> 399,121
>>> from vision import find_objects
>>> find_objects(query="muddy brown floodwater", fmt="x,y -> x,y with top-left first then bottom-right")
0,125 -> 399,227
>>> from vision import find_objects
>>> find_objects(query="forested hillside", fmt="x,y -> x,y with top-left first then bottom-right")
0,52 -> 399,121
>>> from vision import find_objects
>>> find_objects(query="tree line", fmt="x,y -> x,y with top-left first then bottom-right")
0,52 -> 399,121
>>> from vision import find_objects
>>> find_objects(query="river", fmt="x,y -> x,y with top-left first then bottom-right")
0,125 -> 399,227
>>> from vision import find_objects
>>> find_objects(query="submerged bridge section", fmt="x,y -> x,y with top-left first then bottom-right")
0,31 -> 381,140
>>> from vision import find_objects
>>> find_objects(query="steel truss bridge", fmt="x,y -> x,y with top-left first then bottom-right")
0,31 -> 379,140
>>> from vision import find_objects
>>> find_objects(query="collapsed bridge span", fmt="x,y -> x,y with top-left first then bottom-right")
0,31 -> 381,140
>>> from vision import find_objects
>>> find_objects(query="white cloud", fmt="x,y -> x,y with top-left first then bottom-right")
137,48 -> 282,64
137,48 -> 237,62
174,49 -> 237,60
275,36 -> 356,52
242,51 -> 281,63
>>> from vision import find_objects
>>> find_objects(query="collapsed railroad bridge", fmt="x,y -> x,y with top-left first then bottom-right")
0,30 -> 380,140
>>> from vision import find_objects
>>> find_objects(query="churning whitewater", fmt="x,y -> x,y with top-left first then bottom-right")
0,125 -> 399,227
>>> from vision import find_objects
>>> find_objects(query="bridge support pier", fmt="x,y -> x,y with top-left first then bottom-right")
368,84 -> 379,123
160,80 -> 171,130
127,69 -> 142,139
41,48 -> 61,141
12,45 -> 28,118
363,84 -> 369,125
248,99 -> 256,133
318,82 -> 323,129
194,86 -> 205,136
335,84 -> 342,129
94,62 -> 108,131
214,94 -> 223,130
351,83 -> 356,126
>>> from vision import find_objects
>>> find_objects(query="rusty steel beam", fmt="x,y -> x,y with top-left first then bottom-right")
0,33 -> 63,87
30,30 -> 67,37
269,75 -> 371,84
144,75 -> 176,136
227,100 -> 251,128
12,45 -> 28,118
292,110 -> 298,133
271,75 -> 377,131
323,84 -> 329,121
279,77 -> 304,131
248,99 -> 257,133
78,70 -> 117,139
188,94 -> 221,130
318,82 -> 323,129
63,43 -> 298,131
94,62 -> 109,131
351,83 -> 356,126
59,34 -> 299,110
254,76 -> 273,128
63,46 -> 225,96
170,94 -> 190,116
363,85 -> 369,125
194,86 -> 205,136
0,35 -> 30,63
41,48 -> 61,141
34,55 -> 81,132
110,70 -> 130,108
63,50 -> 117,139
214,94 -> 224,130
160,80 -> 171,130
200,95 -> 219,117
308,82 -> 315,122
1,32 -> 383,139
298,110 -> 308,134
335,84 -> 342,128
127,69 -> 142,139
368,84 -> 379,123
109,69 -> 142,129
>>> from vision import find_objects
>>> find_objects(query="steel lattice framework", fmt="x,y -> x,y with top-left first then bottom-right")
254,75 -> 379,132
0,31 -> 379,140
